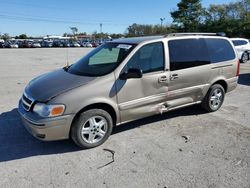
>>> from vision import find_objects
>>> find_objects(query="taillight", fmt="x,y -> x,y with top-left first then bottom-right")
236,60 -> 240,76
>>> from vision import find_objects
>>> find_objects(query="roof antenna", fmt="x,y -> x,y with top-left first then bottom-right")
66,47 -> 69,67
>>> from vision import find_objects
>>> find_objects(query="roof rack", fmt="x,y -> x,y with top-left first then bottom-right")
166,32 -> 226,37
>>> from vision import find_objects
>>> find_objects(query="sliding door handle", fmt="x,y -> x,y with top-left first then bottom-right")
170,74 -> 179,80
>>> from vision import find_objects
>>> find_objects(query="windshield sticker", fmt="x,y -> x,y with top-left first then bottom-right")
117,44 -> 132,50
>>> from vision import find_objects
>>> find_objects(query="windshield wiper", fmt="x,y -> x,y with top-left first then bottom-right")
63,64 -> 72,72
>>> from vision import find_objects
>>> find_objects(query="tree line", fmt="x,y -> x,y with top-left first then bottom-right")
1,0 -> 249,39
126,0 -> 250,38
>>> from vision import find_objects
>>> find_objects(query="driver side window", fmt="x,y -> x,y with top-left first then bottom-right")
126,42 -> 164,74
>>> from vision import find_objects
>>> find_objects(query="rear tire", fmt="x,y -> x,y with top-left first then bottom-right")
202,84 -> 225,112
241,52 -> 249,63
71,109 -> 113,149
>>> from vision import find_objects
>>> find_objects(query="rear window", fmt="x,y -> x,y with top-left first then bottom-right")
205,38 -> 236,63
168,39 -> 210,71
232,40 -> 248,46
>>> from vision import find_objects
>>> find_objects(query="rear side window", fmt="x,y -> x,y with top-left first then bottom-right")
168,39 -> 210,71
232,40 -> 248,46
205,38 -> 236,63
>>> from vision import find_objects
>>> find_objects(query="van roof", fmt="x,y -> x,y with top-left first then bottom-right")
112,36 -> 164,44
111,33 -> 227,45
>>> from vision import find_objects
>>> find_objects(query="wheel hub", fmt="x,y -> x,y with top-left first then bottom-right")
210,89 -> 223,109
81,116 -> 108,144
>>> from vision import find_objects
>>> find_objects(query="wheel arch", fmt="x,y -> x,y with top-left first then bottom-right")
211,80 -> 228,93
71,103 -> 118,132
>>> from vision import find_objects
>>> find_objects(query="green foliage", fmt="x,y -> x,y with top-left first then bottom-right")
109,33 -> 124,39
170,0 -> 250,38
92,32 -> 124,39
70,27 -> 78,35
1,33 -> 10,40
63,33 -> 68,37
171,0 -> 205,32
203,0 -> 250,37
1,0 -> 249,40
15,34 -> 28,39
126,23 -> 176,37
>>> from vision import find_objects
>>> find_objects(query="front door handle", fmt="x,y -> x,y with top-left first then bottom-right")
159,76 -> 168,83
170,74 -> 179,80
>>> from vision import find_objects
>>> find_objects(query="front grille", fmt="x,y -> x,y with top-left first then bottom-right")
22,92 -> 34,111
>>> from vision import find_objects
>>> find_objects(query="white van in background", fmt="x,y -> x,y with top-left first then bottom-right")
231,38 -> 250,63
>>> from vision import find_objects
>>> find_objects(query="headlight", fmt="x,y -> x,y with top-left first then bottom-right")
33,103 -> 65,117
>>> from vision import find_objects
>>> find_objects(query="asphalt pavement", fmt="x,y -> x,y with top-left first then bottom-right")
0,48 -> 249,188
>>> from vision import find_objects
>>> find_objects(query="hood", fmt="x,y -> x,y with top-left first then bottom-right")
25,69 -> 96,102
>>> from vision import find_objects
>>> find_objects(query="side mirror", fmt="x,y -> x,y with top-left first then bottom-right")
119,68 -> 143,80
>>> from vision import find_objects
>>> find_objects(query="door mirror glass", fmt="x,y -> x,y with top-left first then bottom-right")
119,68 -> 143,80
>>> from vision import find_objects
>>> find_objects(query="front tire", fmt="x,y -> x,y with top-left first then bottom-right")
202,84 -> 225,112
71,109 -> 113,149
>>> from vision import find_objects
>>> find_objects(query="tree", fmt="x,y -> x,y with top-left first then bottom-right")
203,0 -> 250,38
63,33 -> 69,37
78,32 -> 87,36
171,0 -> 205,32
15,34 -> 28,39
70,27 -> 78,36
170,0 -> 250,38
109,33 -> 124,39
126,23 -> 175,37
1,33 -> 10,40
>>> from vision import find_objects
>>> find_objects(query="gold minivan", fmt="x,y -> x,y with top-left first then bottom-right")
19,33 -> 239,148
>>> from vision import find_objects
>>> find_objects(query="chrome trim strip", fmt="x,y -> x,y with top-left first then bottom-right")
22,92 -> 35,111
22,97 -> 30,107
211,64 -> 233,69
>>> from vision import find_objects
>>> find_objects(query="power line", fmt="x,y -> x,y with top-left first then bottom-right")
0,11 -> 124,25
0,14 -> 82,24
1,1 -> 83,12
0,13 -> 130,26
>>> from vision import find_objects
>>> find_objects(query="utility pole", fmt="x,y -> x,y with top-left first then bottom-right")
160,18 -> 165,28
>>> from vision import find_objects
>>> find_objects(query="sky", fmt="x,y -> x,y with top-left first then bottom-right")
0,0 -> 236,37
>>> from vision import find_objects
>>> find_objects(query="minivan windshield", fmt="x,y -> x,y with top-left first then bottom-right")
67,43 -> 136,76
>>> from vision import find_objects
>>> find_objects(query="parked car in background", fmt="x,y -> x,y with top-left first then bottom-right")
17,40 -> 24,48
91,42 -> 99,48
52,40 -> 64,48
81,42 -> 89,47
32,42 -> 41,48
41,40 -> 53,48
63,41 -> 71,47
0,40 -> 5,48
21,40 -> 33,48
80,41 -> 86,47
70,41 -> 81,47
11,43 -> 19,48
19,33 -> 239,149
85,42 -> 93,48
5,41 -> 18,48
231,38 -> 250,63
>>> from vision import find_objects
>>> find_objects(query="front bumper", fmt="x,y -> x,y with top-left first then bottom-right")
18,100 -> 74,141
